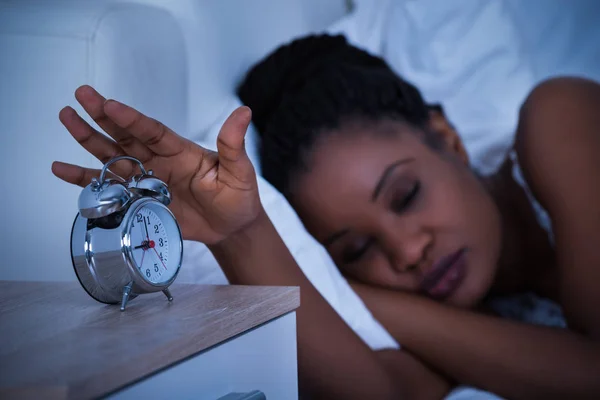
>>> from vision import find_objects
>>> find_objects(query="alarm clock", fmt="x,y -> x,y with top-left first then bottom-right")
71,156 -> 183,311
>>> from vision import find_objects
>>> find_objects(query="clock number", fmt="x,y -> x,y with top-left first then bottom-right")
145,269 -> 151,278
159,252 -> 163,261
154,224 -> 159,234
136,214 -> 143,223
154,263 -> 159,273
159,238 -> 164,247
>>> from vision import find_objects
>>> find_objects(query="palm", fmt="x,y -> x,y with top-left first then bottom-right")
156,145 -> 259,244
52,86 -> 260,244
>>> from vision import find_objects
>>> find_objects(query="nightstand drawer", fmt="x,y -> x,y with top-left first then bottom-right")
110,312 -> 298,400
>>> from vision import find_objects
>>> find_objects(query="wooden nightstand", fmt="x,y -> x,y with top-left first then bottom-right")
0,281 -> 300,399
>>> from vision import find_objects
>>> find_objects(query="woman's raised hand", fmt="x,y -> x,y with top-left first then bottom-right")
52,85 -> 261,244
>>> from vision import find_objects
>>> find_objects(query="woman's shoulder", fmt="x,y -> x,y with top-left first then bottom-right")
513,76 -> 600,221
512,76 -> 600,335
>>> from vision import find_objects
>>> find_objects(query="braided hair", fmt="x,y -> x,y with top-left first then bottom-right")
237,34 -> 435,197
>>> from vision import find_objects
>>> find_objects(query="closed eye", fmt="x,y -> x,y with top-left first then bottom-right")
391,181 -> 420,213
342,237 -> 375,264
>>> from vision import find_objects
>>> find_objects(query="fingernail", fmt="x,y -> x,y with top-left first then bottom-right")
75,85 -> 93,98
59,105 -> 74,117
237,106 -> 252,120
51,161 -> 64,175
58,106 -> 76,124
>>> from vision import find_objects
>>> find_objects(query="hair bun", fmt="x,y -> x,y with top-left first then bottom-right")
238,34 -> 383,136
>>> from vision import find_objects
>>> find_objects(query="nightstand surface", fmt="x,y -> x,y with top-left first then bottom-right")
0,281 -> 299,399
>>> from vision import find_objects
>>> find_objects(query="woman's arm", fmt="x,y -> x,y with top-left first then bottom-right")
353,283 -> 600,399
352,77 -> 600,400
210,209 -> 450,399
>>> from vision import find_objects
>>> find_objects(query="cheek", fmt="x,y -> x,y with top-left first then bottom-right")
450,171 -> 500,243
429,165 -> 488,227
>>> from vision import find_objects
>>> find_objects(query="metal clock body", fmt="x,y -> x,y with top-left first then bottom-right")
70,156 -> 183,310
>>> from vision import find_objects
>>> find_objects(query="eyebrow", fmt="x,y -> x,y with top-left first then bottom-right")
371,158 -> 414,202
322,158 -> 414,247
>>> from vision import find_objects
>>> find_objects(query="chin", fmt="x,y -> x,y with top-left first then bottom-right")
451,268 -> 495,308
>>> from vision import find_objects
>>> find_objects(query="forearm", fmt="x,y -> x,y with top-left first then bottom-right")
356,284 -> 600,399
208,208 -> 449,399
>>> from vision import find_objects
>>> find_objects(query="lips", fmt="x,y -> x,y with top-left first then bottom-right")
420,248 -> 467,300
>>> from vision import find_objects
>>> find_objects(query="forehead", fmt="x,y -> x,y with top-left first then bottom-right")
291,120 -> 428,234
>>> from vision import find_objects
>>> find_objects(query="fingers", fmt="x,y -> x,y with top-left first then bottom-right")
215,106 -> 255,183
52,161 -> 101,188
59,106 -> 122,163
103,99 -> 185,157
59,106 -> 136,178
75,86 -> 153,163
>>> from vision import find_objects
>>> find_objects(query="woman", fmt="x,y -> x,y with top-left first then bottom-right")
52,34 -> 600,399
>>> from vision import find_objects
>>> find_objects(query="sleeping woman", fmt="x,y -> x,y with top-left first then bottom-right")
52,34 -> 600,399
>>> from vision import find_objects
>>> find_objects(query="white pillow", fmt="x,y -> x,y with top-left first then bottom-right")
331,0 -> 537,175
326,0 -> 392,56
381,0 -> 536,175
177,98 -> 398,350
504,0 -> 600,83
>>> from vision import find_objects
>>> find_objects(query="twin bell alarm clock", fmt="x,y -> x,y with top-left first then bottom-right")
71,156 -> 183,311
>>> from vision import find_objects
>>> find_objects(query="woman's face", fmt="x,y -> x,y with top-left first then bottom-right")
291,119 -> 502,308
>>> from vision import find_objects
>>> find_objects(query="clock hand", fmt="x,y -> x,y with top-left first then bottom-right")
151,245 -> 168,270
144,216 -> 150,241
140,215 -> 146,240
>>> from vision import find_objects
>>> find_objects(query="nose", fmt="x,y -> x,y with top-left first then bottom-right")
385,223 -> 432,273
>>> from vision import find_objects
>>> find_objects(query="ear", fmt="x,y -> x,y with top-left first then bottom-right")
428,107 -> 469,165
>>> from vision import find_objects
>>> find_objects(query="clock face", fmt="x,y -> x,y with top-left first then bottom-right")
127,201 -> 182,285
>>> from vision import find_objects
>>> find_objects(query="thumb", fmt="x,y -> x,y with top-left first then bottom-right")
216,106 -> 255,181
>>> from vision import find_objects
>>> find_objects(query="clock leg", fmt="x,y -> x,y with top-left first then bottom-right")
120,282 -> 133,311
162,288 -> 173,302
